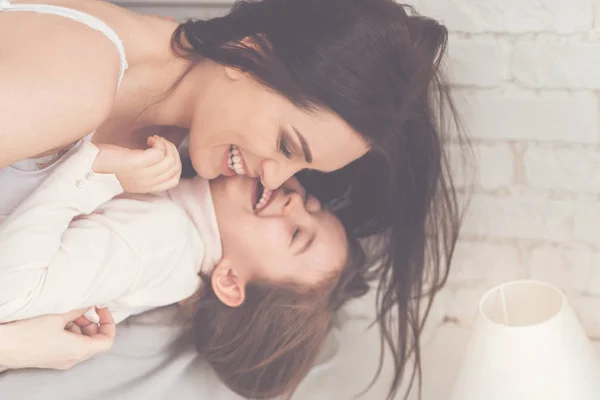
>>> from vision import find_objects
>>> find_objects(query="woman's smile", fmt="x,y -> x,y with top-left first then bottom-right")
227,145 -> 250,176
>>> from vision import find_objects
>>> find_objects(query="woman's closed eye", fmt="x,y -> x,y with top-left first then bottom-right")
277,134 -> 293,159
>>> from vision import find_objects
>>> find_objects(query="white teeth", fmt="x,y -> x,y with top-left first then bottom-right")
228,145 -> 246,175
254,188 -> 272,211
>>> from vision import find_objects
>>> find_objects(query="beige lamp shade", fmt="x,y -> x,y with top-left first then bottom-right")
450,280 -> 600,400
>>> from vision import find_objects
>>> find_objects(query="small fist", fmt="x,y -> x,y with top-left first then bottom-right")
93,136 -> 182,194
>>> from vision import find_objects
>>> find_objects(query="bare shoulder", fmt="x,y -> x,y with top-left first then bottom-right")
0,11 -> 122,167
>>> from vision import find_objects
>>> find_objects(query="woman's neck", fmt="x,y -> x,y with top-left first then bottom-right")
119,57 -> 220,134
108,17 -> 207,128
96,16 -> 221,148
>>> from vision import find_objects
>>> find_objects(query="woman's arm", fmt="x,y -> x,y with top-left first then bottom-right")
0,308 -> 115,372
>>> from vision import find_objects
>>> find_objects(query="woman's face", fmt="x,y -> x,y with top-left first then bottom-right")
188,68 -> 369,190
209,175 -> 348,287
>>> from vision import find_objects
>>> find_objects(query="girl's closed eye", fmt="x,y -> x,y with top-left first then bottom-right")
291,227 -> 300,244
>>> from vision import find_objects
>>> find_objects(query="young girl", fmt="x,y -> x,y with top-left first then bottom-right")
0,137 -> 369,398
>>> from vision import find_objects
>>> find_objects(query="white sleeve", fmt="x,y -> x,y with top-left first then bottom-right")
0,141 -> 124,267
0,142 -> 128,322
0,199 -> 200,323
0,141 -> 201,323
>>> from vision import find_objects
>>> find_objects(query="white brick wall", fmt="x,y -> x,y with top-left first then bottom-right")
513,40 -> 600,89
411,0 -> 595,33
422,2 -> 600,394
446,36 -> 509,87
431,0 -> 600,346
524,147 -> 600,192
452,90 -> 598,142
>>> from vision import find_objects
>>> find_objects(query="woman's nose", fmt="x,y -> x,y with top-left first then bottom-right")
260,159 -> 297,190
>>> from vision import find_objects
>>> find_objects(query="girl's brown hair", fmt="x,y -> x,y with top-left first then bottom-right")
189,233 -> 369,399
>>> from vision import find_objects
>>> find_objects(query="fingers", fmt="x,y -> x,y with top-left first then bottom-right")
96,322 -> 116,344
96,307 -> 115,326
67,308 -> 115,342
80,323 -> 99,336
73,315 -> 93,327
150,168 -> 181,192
72,315 -> 99,336
60,308 -> 89,324
150,154 -> 182,189
144,136 -> 182,191
137,147 -> 165,168
145,142 -> 173,173
86,308 -> 116,353
116,136 -> 182,194
66,323 -> 83,335
70,308 -> 115,356
148,136 -> 180,170
147,135 -> 168,156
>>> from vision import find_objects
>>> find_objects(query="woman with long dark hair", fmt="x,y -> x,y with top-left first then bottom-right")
0,0 -> 467,398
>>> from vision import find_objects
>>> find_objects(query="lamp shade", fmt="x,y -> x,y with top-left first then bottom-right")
450,280 -> 600,400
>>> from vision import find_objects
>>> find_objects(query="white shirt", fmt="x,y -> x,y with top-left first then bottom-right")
0,142 -> 222,324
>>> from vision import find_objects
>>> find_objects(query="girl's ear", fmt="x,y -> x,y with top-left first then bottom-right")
211,259 -> 247,307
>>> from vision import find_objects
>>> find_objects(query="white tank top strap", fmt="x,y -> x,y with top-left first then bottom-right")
0,0 -> 129,87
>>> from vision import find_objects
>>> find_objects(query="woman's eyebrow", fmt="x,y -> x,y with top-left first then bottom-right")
292,127 -> 313,163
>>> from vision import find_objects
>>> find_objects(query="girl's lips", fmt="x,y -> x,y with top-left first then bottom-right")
251,179 -> 260,209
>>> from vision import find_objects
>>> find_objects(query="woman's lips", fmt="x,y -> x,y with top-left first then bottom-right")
220,146 -> 235,176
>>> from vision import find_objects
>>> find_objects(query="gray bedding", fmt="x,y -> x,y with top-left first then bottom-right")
0,296 -> 389,400
0,306 -> 242,400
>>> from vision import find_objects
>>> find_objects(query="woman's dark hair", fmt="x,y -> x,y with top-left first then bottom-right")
174,1 -> 468,399
186,232 -> 370,399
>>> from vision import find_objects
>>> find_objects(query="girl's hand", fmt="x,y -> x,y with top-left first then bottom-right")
93,136 -> 182,194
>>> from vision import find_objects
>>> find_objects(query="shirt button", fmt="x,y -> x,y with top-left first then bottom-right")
76,180 -> 84,188
85,172 -> 95,180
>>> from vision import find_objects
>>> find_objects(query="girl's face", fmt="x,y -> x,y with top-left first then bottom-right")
188,67 -> 369,190
209,175 -> 348,288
